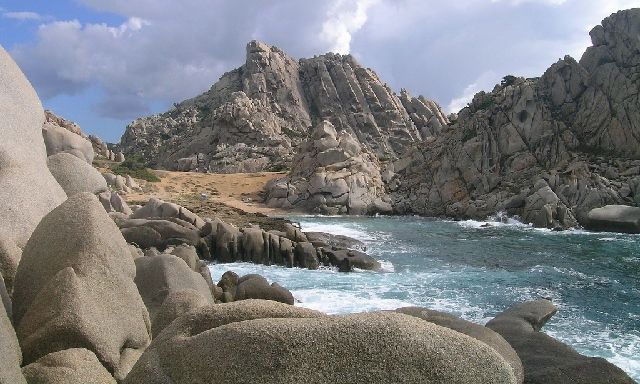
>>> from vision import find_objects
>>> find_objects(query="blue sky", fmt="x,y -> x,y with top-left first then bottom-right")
1,0 -> 639,142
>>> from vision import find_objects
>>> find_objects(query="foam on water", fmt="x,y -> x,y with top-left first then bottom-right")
209,215 -> 640,381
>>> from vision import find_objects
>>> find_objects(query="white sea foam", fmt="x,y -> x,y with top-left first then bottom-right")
292,288 -> 412,314
297,222 -> 376,242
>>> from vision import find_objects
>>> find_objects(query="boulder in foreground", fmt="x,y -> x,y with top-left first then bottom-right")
11,193 -> 151,381
486,300 -> 635,384
0,45 -> 66,292
396,307 -> 523,383
126,305 -> 516,384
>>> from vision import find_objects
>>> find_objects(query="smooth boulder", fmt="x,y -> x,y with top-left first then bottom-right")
47,152 -> 108,196
11,193 -> 151,381
22,348 -> 116,384
126,309 -> 516,384
396,307 -> 523,383
585,205 -> 640,233
0,46 -> 67,292
486,300 -> 635,384
234,274 -> 295,305
42,121 -> 94,164
134,254 -> 213,320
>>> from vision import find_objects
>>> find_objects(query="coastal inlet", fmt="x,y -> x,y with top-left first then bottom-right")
211,214 -> 640,382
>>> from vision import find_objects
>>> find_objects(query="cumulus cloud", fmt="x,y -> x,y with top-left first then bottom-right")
9,0 -> 640,124
321,0 -> 378,54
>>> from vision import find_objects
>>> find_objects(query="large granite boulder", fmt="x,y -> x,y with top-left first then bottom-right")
0,46 -> 67,292
42,120 -> 94,164
585,205 -> 640,233
396,307 -> 523,383
486,300 -> 635,384
126,308 -> 516,384
265,120 -> 392,215
320,247 -> 381,271
11,193 -> 151,381
125,300 -> 325,383
1,295 -> 26,384
22,348 -> 116,384
234,274 -> 295,305
134,254 -> 213,320
47,152 -> 109,196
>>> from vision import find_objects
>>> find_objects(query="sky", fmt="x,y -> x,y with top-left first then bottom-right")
0,0 -> 638,142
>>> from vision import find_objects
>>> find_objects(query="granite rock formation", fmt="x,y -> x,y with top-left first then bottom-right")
0,46 -> 67,293
265,120 -> 392,214
120,41 -> 446,172
391,9 -> 640,229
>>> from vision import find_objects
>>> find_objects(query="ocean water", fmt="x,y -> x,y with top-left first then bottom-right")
209,214 -> 640,381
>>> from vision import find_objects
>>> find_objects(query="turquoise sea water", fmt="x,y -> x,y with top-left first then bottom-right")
209,215 -> 640,381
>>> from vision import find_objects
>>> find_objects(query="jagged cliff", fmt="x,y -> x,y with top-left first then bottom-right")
390,9 -> 640,229
120,41 -> 447,172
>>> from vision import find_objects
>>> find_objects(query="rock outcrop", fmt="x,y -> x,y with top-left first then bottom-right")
265,120 -> 392,214
391,9 -> 640,229
11,193 -> 151,381
120,41 -> 446,173
126,307 -> 516,384
486,300 -> 635,384
0,46 -> 67,292
42,112 -> 94,164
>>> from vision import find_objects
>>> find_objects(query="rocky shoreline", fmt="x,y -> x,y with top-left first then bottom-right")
2,8 -> 640,384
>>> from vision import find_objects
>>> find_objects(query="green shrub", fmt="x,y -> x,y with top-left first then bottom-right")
111,165 -> 161,182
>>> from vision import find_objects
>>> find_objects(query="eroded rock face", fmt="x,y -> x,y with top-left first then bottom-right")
120,41 -> 445,172
0,45 -> 67,292
126,309 -> 516,384
265,120 -> 392,215
391,9 -> 640,229
11,193 -> 151,381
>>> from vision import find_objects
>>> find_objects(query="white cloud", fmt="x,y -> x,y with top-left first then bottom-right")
3,11 -> 43,21
447,71 -> 501,113
321,0 -> 378,54
9,0 -> 640,125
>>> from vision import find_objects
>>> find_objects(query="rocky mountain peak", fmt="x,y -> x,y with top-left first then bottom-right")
120,41 -> 446,173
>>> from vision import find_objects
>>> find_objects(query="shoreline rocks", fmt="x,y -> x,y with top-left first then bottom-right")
486,300 -> 635,384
